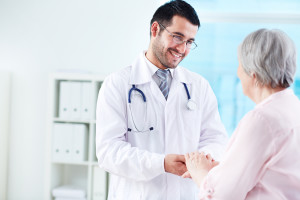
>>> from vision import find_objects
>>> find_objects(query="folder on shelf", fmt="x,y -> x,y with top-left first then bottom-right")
81,82 -> 92,120
72,124 -> 88,162
52,123 -> 72,162
53,123 -> 88,162
59,81 -> 72,119
93,167 -> 107,200
62,124 -> 73,162
59,81 -> 93,120
70,82 -> 82,120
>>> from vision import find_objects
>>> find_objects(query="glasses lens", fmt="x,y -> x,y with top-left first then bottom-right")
189,42 -> 197,50
172,35 -> 197,50
173,36 -> 183,44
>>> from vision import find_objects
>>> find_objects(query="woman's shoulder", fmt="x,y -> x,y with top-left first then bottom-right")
240,103 -> 290,138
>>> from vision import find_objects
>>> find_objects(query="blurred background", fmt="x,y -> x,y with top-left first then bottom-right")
0,0 -> 299,199
184,0 -> 300,135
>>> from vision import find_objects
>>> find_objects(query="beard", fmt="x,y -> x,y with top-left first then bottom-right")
152,37 -> 185,69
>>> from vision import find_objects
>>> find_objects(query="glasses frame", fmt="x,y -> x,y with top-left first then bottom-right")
158,22 -> 197,50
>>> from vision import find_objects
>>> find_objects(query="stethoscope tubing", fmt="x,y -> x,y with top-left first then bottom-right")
127,82 -> 195,132
182,83 -> 191,100
128,85 -> 146,103
128,83 -> 191,103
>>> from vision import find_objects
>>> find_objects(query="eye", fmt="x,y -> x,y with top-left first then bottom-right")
187,40 -> 193,45
173,35 -> 183,43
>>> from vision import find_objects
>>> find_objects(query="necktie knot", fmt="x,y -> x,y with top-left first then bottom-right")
156,69 -> 168,81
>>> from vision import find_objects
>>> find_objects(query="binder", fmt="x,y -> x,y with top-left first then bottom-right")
72,124 -> 88,162
70,82 -> 82,120
53,123 -> 88,162
81,82 -> 92,120
62,124 -> 73,162
59,82 -> 72,119
53,123 -> 72,162
52,123 -> 65,162
59,81 -> 93,120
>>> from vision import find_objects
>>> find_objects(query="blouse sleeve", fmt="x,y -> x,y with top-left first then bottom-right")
199,110 -> 275,199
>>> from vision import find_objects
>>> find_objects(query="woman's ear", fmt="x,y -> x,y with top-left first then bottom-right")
251,73 -> 260,87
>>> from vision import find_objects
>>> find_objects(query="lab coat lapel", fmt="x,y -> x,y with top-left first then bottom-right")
129,52 -> 152,85
150,80 -> 166,106
167,78 -> 182,101
129,52 -> 166,106
168,66 -> 192,100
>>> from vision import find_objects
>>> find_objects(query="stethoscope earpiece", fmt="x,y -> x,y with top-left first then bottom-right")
129,83 -> 196,110
128,82 -> 196,132
127,82 -> 196,132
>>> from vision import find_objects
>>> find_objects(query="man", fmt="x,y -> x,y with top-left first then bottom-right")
96,1 -> 227,199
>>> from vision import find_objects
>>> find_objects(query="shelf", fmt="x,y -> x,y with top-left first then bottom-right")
46,73 -> 107,200
52,161 -> 90,166
49,73 -> 106,82
53,118 -> 93,124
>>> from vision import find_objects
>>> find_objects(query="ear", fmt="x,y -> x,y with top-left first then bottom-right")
150,21 -> 161,38
251,73 -> 259,87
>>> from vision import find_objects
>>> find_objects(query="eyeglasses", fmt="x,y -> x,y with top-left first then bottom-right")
158,22 -> 197,50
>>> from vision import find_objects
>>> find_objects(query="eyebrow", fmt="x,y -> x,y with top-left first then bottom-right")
173,31 -> 195,41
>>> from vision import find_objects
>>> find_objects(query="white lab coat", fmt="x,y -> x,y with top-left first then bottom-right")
96,51 -> 228,200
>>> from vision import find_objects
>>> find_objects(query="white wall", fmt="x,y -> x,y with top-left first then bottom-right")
0,71 -> 11,200
0,0 -> 159,199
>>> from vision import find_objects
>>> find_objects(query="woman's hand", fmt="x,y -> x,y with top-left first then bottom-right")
183,152 -> 219,187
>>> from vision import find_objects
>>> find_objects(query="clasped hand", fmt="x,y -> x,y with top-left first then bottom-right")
165,152 -> 219,186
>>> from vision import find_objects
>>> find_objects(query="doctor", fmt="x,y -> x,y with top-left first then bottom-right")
96,0 -> 227,199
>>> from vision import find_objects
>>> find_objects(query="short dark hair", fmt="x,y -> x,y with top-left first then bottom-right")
150,0 -> 200,34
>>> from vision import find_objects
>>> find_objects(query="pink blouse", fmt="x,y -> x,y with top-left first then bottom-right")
199,89 -> 300,200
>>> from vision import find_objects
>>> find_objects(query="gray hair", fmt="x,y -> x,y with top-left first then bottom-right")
238,29 -> 297,88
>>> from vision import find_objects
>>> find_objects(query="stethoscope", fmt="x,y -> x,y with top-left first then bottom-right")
127,83 -> 197,132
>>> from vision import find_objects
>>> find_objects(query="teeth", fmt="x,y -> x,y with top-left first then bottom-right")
171,52 -> 180,58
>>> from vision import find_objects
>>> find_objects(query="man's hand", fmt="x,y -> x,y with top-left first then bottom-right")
164,154 -> 187,176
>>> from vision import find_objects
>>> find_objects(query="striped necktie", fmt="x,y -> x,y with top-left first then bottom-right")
156,69 -> 169,99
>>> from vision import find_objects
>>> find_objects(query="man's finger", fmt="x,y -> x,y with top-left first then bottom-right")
177,154 -> 186,162
181,171 -> 191,178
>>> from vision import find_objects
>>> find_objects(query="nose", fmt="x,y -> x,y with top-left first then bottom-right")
175,42 -> 187,54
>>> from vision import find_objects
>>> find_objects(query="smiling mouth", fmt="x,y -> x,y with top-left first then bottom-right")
169,49 -> 184,59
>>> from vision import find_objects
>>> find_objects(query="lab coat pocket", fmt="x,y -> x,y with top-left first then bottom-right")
182,108 -> 198,127
127,90 -> 162,152
127,129 -> 161,152
180,105 -> 201,143
109,178 -> 142,200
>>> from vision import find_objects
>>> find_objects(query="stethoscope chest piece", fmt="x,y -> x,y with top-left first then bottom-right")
183,82 -> 197,111
187,99 -> 197,111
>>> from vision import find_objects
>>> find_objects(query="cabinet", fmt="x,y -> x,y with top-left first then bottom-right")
45,73 -> 108,200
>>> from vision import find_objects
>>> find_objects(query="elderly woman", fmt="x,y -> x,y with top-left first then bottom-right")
183,29 -> 300,199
